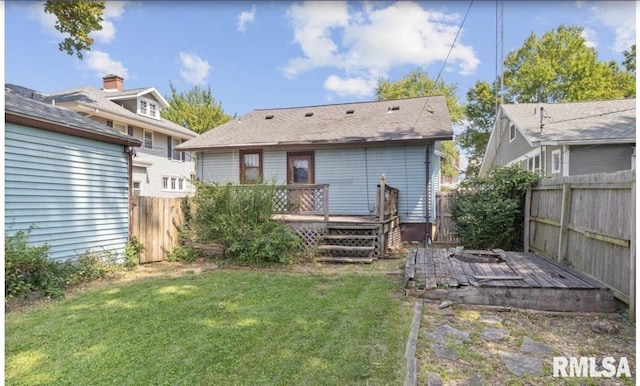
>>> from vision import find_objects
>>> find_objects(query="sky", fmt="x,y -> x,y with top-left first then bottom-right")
4,1 -> 637,120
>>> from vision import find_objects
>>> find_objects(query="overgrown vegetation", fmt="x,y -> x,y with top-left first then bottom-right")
5,230 -> 139,301
174,182 -> 301,265
450,166 -> 540,251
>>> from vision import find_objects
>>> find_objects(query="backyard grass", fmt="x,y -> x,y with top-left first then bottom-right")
5,269 -> 412,386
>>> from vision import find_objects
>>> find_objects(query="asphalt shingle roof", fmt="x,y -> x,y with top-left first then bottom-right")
503,98 -> 636,144
5,84 -> 141,146
177,95 -> 452,150
46,86 -> 196,138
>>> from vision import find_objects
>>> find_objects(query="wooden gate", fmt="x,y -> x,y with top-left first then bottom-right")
433,192 -> 459,244
131,196 -> 184,263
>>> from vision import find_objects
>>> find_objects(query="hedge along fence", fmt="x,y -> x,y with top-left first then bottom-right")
525,169 -> 635,319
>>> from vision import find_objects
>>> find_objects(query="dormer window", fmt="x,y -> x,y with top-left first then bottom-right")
140,100 -> 148,115
138,97 -> 160,119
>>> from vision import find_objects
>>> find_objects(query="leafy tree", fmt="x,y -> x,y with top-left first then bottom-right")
503,25 -> 633,103
459,79 -> 508,177
44,1 -> 105,59
161,83 -> 233,134
376,68 -> 462,178
623,44 -> 636,73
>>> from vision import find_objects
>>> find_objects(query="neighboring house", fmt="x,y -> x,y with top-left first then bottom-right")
177,96 -> 453,242
480,99 -> 636,177
5,85 -> 141,262
46,75 -> 198,197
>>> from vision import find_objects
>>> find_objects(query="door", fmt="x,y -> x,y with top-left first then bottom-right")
287,152 -> 315,212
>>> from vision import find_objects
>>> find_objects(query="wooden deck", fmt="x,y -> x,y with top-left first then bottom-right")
272,214 -> 379,223
405,248 -> 615,313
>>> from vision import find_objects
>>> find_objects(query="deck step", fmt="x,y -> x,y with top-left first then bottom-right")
321,235 -> 377,240
316,257 -> 374,264
317,245 -> 375,252
325,224 -> 380,230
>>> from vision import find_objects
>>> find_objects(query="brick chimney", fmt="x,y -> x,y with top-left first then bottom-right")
102,74 -> 124,92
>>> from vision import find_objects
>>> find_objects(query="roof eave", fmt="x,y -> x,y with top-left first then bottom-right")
177,134 -> 453,152
6,111 -> 142,147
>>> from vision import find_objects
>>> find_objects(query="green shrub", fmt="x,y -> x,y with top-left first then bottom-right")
168,245 -> 199,262
450,165 -> 540,251
184,181 -> 300,265
5,231 -> 126,301
123,236 -> 145,268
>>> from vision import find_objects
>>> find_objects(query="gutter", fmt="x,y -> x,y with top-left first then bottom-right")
6,111 -> 141,147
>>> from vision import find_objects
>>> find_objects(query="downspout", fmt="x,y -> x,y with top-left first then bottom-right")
425,141 -> 431,246
126,146 -> 134,237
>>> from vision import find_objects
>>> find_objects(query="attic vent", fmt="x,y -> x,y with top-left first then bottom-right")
388,106 -> 400,112
346,109 -> 355,114
305,112 -> 314,117
265,115 -> 274,120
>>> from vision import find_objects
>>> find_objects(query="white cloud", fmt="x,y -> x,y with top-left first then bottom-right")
85,50 -> 129,78
237,5 -> 256,32
581,27 -> 597,48
324,75 -> 375,97
590,2 -> 636,52
283,1 -> 480,97
179,52 -> 211,85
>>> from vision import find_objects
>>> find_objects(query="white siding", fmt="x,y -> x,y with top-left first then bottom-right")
5,123 -> 130,262
263,150 -> 287,184
199,150 -> 239,183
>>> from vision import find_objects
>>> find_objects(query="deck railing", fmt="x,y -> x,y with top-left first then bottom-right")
376,175 -> 399,221
273,184 -> 330,221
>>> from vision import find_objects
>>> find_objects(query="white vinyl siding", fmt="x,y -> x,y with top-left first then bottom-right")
5,123 -> 130,262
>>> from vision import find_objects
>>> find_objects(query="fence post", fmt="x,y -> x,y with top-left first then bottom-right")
630,179 -> 636,322
524,188 -> 531,253
557,183 -> 572,263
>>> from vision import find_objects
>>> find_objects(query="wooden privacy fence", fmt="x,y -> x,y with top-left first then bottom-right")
132,196 -> 184,263
433,192 -> 460,244
525,170 -> 635,318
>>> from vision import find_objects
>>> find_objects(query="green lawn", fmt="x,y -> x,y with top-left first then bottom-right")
6,270 -> 412,385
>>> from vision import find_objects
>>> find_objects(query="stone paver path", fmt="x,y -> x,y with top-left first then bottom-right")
423,312 -> 558,382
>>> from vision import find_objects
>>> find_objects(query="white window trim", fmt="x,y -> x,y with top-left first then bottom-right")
562,146 -> 570,177
162,176 -> 188,192
138,96 -> 160,119
143,130 -> 154,150
509,124 -> 517,143
171,137 -> 182,161
551,149 -> 562,174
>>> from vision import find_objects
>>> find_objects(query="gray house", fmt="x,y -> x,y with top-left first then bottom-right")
5,85 -> 141,262
480,99 -> 636,177
177,96 -> 453,248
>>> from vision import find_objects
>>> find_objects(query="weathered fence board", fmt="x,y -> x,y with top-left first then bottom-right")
132,196 -> 184,263
526,170 -> 635,319
433,192 -> 460,244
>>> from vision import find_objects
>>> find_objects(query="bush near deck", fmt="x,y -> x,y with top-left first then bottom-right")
450,166 -> 540,251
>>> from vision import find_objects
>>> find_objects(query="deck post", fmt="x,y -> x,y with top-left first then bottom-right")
378,174 -> 386,222
323,184 -> 329,222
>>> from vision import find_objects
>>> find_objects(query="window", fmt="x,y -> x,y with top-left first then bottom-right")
114,122 -> 127,134
171,137 -> 182,161
140,100 -> 148,115
240,150 -> 262,184
133,181 -> 141,196
509,124 -> 517,142
143,130 -> 153,149
149,103 -> 157,118
163,177 -> 187,191
551,149 -> 562,174
287,152 -> 314,184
